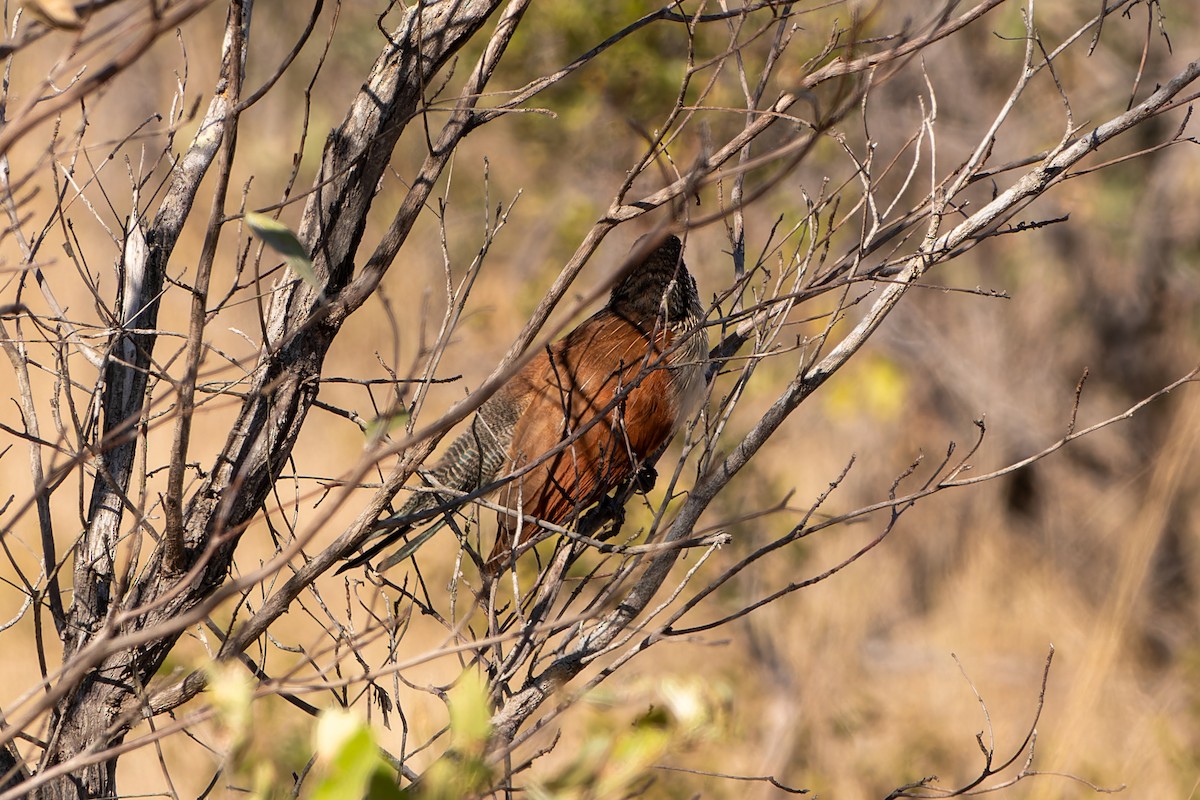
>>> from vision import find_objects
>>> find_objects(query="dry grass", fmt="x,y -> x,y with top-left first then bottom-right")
1,1 -> 1199,797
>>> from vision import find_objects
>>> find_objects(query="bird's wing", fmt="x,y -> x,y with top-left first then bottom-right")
497,311 -> 678,536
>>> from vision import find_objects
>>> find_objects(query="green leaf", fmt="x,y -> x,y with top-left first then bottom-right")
418,673 -> 495,800
206,662 -> 253,757
449,672 -> 493,750
364,408 -> 410,442
245,211 -> 320,292
310,709 -> 401,800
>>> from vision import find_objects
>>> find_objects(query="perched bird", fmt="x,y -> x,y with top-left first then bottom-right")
340,234 -> 708,574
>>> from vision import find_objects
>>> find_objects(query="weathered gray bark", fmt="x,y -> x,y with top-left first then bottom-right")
23,1 -> 503,797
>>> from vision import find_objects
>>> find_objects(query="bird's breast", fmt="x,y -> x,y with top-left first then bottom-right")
665,324 -> 709,432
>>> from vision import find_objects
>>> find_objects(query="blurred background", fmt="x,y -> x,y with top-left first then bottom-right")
1,1 -> 1199,797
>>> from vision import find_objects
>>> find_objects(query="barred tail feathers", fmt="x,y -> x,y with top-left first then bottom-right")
337,393 -> 523,573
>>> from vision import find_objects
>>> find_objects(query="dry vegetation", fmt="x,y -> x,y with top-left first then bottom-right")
0,0 -> 1198,798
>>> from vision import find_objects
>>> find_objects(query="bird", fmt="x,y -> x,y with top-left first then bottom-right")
339,233 -> 708,575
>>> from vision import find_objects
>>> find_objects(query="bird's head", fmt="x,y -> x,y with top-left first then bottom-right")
609,234 -> 701,325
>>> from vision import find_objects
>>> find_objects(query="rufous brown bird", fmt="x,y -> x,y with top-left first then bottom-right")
340,234 -> 708,574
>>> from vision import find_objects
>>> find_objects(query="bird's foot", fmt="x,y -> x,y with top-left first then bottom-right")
581,493 -> 626,542
633,464 -> 658,494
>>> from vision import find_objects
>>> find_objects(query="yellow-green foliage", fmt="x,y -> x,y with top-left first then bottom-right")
3,3 -> 1200,800
311,710 -> 403,800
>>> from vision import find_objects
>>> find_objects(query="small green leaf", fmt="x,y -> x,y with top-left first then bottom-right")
310,709 -> 401,800
598,723 -> 671,797
419,673 -> 495,800
245,211 -> 320,292
206,662 -> 254,756
364,408 -> 410,442
449,672 -> 493,750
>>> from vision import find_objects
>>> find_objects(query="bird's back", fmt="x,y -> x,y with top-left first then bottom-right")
495,306 -> 697,537
347,234 -> 707,574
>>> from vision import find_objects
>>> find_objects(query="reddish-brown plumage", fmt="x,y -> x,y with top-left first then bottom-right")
342,234 -> 707,576
489,305 -> 698,566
